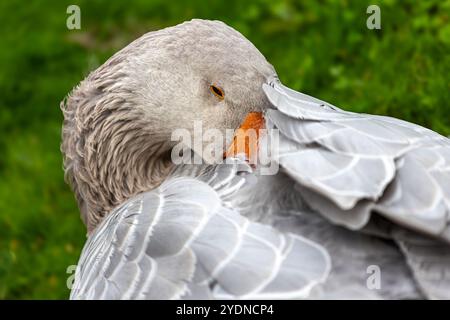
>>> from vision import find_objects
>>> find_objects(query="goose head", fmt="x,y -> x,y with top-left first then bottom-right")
61,19 -> 277,232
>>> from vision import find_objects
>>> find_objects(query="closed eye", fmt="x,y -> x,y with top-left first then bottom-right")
210,84 -> 225,100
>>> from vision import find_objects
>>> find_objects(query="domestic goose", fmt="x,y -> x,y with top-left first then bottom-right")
61,19 -> 450,299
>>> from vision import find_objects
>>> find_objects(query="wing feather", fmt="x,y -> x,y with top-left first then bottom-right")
71,162 -> 330,300
263,80 -> 450,241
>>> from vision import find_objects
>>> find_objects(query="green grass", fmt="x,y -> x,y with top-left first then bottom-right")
0,0 -> 448,299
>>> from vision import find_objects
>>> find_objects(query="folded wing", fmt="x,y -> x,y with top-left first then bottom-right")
263,80 -> 450,242
70,162 -> 330,300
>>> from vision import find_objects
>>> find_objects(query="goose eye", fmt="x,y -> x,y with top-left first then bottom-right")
209,84 -> 225,100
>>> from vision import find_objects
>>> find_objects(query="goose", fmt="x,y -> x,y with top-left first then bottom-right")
61,19 -> 450,300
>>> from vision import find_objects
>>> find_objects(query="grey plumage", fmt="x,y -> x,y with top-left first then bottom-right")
71,160 -> 330,299
264,80 -> 450,243
62,19 -> 450,300
261,79 -> 450,299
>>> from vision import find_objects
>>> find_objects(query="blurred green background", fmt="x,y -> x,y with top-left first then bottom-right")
0,0 -> 449,299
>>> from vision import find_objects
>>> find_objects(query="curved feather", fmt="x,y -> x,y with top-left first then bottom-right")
70,163 -> 330,300
263,80 -> 450,241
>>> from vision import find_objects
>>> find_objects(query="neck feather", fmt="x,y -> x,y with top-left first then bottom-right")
62,98 -> 174,233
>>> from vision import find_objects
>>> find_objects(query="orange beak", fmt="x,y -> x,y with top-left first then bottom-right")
224,112 -> 265,162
